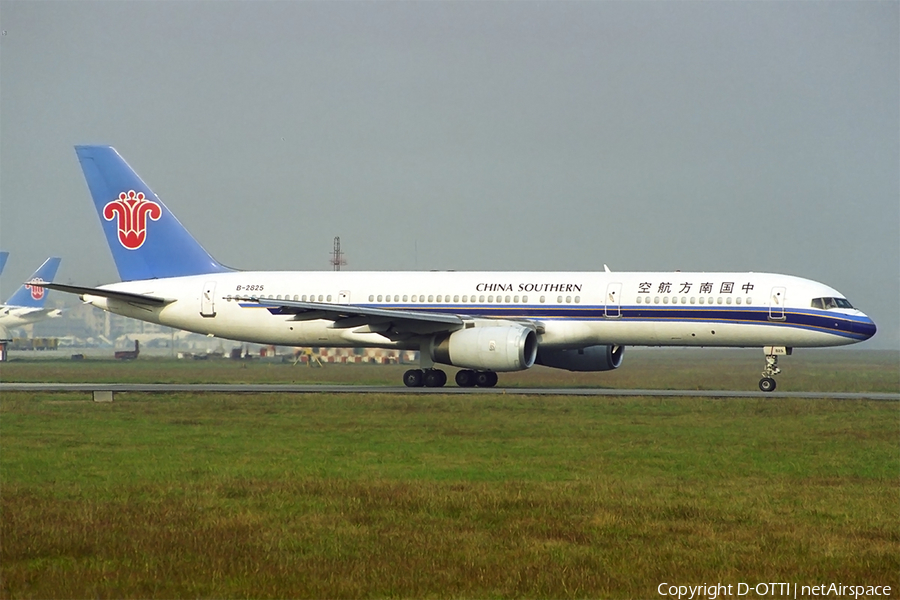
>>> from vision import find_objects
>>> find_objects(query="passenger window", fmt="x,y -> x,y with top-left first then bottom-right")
419,295 -> 425,302
514,295 -> 519,303
726,297 -> 732,305
654,296 -> 660,304
505,295 -> 511,303
454,295 -> 459,302
402,295 -> 408,302
523,295 -> 528,303
479,295 -> 485,302
436,295 -> 442,303
488,295 -> 494,303
716,297 -> 723,305
574,296 -> 581,304
736,297 -> 742,305
428,295 -> 434,303
462,295 -> 468,303
377,295 -> 382,302
663,297 -> 669,304
540,296 -> 545,303
557,296 -> 563,303
746,297 -> 752,305
326,295 -> 332,302
690,297 -> 696,304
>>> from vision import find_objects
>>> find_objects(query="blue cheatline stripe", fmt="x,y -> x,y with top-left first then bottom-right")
241,301 -> 872,341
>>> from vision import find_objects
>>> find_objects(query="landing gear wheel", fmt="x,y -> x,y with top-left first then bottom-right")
424,369 -> 447,388
475,371 -> 498,388
403,369 -> 424,387
759,351 -> 782,393
455,369 -> 477,387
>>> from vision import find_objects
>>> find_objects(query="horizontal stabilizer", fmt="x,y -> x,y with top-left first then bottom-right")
31,282 -> 172,306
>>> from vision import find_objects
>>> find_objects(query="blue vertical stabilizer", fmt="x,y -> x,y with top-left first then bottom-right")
5,257 -> 61,307
75,145 -> 232,281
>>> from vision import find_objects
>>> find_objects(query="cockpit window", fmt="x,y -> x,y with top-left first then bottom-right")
811,297 -> 853,310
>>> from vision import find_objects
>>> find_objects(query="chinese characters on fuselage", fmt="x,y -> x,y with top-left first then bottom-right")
638,282 -> 755,294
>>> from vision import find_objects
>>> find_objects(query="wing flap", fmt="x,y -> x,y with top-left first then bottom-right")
242,296 -> 465,336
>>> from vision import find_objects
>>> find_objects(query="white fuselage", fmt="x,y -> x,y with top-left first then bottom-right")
84,270 -> 875,351
0,305 -> 62,339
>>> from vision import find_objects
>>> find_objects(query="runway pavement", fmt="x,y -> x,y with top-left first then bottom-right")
1,382 -> 897,401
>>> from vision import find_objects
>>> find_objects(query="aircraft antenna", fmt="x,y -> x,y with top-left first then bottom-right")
330,236 -> 347,271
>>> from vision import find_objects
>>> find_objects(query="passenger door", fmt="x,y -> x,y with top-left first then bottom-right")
605,282 -> 622,318
201,281 -> 217,318
768,286 -> 786,320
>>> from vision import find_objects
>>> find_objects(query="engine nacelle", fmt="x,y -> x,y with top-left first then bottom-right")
535,344 -> 624,372
432,326 -> 538,372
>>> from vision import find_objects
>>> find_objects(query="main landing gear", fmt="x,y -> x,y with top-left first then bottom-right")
402,368 -> 498,388
759,346 -> 791,392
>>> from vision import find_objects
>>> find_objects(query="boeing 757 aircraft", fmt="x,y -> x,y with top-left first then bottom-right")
0,257 -> 62,340
36,146 -> 876,391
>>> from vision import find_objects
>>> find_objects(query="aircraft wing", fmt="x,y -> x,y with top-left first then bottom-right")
244,296 -> 466,338
32,283 -> 173,307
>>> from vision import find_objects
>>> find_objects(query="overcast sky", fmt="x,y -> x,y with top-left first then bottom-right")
1,1 -> 897,350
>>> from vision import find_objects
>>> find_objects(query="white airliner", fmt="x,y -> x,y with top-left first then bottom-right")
37,146 -> 876,391
0,257 -> 62,340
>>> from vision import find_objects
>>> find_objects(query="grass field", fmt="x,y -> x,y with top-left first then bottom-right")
2,348 -> 898,392
1,351 -> 898,598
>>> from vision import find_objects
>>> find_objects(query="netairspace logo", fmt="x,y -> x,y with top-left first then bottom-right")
657,582 -> 892,599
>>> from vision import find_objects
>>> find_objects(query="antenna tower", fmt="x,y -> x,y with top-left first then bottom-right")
330,236 -> 347,271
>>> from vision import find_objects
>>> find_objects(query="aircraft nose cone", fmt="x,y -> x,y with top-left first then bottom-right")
853,317 -> 877,340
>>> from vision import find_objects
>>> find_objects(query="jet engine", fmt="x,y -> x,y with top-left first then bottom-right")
535,344 -> 624,372
431,325 -> 538,372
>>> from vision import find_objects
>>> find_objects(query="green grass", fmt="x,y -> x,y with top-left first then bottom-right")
2,348 -> 898,392
2,388 -> 898,598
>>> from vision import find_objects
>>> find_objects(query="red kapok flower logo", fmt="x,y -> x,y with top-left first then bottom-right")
26,279 -> 45,300
103,190 -> 162,250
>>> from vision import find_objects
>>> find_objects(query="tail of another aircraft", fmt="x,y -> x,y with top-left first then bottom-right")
0,251 -> 8,276
75,145 -> 232,282
5,257 -> 61,307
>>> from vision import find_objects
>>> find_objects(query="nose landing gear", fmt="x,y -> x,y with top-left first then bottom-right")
759,346 -> 791,392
